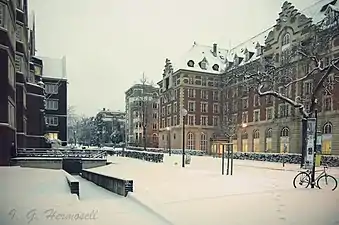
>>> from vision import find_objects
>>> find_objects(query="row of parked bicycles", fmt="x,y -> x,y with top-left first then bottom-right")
293,164 -> 338,191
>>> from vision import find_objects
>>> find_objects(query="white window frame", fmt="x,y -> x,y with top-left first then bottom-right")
46,116 -> 58,126
266,107 -> 274,120
8,101 -> 15,128
201,90 -> 208,99
173,115 -> 177,126
253,109 -> 260,122
188,101 -> 196,112
279,104 -> 289,118
45,83 -> 59,94
213,116 -> 218,126
201,116 -> 208,126
324,96 -> 333,111
15,54 -> 23,73
242,111 -> 248,124
213,91 -> 219,101
0,3 -> 6,28
201,102 -> 208,113
213,103 -> 219,114
188,88 -> 195,98
282,33 -> 290,46
304,80 -> 313,95
167,117 -> 171,127
167,104 -> 171,115
173,102 -> 177,113
8,57 -> 15,87
188,115 -> 195,126
16,23 -> 23,42
46,99 -> 59,110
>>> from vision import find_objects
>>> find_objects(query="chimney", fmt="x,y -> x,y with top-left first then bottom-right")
213,43 -> 217,56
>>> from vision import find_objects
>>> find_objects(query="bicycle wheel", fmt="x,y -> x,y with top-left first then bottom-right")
293,172 -> 311,188
316,174 -> 338,191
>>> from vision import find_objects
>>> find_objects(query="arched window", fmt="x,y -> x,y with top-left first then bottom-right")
200,133 -> 207,151
282,33 -> 290,46
266,128 -> 272,138
187,132 -> 195,150
253,130 -> 260,139
152,133 -> 158,143
253,130 -> 260,152
280,127 -> 289,137
322,122 -> 333,155
280,127 -> 290,153
265,128 -> 273,152
241,131 -> 248,152
323,122 -> 332,134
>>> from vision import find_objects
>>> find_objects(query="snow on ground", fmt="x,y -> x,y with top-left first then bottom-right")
0,167 -> 171,225
88,155 -> 339,225
1,156 -> 339,225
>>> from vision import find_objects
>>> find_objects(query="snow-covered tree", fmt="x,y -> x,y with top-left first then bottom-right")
246,11 -> 339,119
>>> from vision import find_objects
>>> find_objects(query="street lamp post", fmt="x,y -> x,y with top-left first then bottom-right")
166,127 -> 171,156
73,130 -> 77,147
182,108 -> 188,168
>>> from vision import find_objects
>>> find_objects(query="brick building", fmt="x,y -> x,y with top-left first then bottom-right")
158,0 -> 339,155
221,1 -> 339,155
157,45 -> 227,151
125,84 -> 159,148
0,0 -> 46,165
40,56 -> 68,145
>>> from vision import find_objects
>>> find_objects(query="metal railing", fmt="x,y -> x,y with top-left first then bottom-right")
16,149 -> 107,159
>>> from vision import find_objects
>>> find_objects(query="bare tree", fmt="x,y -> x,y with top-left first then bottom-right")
246,13 -> 339,119
219,74 -> 238,140
133,73 -> 158,150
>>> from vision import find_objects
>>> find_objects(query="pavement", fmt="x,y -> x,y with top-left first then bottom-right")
91,155 -> 339,225
2,157 -> 339,225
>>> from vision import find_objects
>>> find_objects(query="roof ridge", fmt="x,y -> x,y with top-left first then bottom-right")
228,0 -> 333,52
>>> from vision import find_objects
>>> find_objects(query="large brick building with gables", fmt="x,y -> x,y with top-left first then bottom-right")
157,0 -> 339,155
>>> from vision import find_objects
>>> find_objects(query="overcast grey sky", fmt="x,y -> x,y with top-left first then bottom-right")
29,0 -> 314,116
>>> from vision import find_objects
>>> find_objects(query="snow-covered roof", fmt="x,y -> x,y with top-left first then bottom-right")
301,0 -> 339,24
225,29 -> 270,67
170,42 -> 228,75
160,1 -> 337,77
39,56 -> 67,80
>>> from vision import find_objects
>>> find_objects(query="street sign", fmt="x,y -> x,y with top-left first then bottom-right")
304,118 -> 316,169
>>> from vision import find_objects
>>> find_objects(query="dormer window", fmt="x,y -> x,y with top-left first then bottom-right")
282,33 -> 290,46
324,6 -> 339,25
234,56 -> 239,66
199,57 -> 208,70
245,50 -> 254,61
187,60 -> 195,67
212,64 -> 219,71
255,43 -> 263,57
200,61 -> 207,70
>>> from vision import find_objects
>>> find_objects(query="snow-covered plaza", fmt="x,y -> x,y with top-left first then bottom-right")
1,155 -> 339,225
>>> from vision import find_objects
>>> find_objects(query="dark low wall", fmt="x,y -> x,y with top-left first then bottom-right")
11,158 -> 107,170
81,169 -> 133,197
63,170 -> 80,198
125,146 -> 339,167
221,152 -> 339,167
107,149 -> 163,163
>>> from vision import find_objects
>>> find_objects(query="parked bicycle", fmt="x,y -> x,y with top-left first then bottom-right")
293,164 -> 338,191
